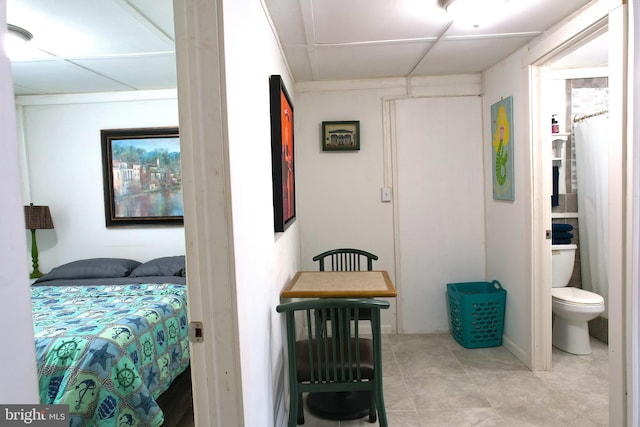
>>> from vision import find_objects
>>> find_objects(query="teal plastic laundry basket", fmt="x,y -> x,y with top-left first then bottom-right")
446,280 -> 506,349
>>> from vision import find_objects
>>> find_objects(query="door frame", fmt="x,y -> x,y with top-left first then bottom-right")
526,1 -> 627,426
173,1 -> 244,425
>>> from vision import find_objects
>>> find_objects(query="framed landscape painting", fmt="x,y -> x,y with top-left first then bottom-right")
101,127 -> 183,227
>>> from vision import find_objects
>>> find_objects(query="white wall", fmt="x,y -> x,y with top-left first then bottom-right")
394,96 -> 486,333
222,1 -> 301,425
16,91 -> 185,271
483,48 -> 533,362
295,83 -> 400,331
294,85 -> 399,271
294,53 -> 550,365
295,79 -> 405,333
295,75 -> 485,334
0,0 -> 39,402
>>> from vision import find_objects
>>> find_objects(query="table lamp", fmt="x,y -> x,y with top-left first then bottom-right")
24,203 -> 54,279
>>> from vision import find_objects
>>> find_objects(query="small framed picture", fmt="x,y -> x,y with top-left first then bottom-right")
321,121 -> 360,151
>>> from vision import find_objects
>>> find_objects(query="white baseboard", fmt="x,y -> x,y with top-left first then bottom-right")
502,334 -> 529,369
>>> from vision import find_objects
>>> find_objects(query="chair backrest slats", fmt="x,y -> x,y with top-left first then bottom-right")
333,307 -> 341,380
353,309 -> 360,381
277,298 -> 390,426
306,309 -> 316,382
313,248 -> 378,272
321,308 -> 330,381
329,252 -> 357,271
277,298 -> 389,385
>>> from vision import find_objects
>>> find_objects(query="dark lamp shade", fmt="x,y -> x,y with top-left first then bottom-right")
24,205 -> 54,230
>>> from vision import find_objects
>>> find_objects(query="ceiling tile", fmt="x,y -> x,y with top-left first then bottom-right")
445,0 -> 593,36
11,60 -> 133,95
8,0 -> 607,95
282,46 -> 315,82
413,36 -> 532,75
312,0 -> 449,43
7,0 -> 173,57
73,54 -> 177,90
314,42 -> 433,81
264,0 -> 307,45
129,0 -> 176,40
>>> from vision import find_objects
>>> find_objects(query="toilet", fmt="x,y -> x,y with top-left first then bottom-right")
551,244 -> 605,355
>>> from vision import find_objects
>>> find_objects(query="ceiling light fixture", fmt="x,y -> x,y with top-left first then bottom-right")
8,24 -> 33,43
440,0 -> 508,28
5,24 -> 35,60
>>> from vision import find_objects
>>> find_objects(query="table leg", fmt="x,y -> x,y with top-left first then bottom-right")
306,391 -> 370,420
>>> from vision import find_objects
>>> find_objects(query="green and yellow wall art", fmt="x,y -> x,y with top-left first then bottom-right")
491,96 -> 514,201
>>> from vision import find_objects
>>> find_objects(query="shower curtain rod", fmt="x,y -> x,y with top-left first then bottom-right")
573,110 -> 609,123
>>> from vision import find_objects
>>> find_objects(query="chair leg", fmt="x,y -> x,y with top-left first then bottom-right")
288,392 -> 298,427
296,392 -> 305,425
368,390 -> 377,423
288,391 -> 305,426
375,389 -> 388,427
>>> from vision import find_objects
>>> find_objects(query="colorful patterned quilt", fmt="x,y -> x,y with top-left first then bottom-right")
31,283 -> 189,427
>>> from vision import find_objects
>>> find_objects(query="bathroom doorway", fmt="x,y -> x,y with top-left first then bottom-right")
541,31 -> 610,420
545,32 -> 610,343
531,9 -> 625,423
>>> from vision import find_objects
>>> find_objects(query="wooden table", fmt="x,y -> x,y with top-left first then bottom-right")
280,270 -> 396,421
280,270 -> 397,299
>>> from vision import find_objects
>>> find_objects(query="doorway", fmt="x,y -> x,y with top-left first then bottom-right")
392,95 -> 485,334
541,29 -> 610,421
529,5 -> 627,425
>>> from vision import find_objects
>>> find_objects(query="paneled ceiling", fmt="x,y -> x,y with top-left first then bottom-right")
7,0 -> 606,96
8,0 -> 176,96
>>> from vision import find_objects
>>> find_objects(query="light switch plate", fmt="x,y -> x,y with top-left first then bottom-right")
381,187 -> 392,202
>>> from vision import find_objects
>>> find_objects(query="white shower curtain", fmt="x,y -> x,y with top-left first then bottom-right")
574,114 -> 609,317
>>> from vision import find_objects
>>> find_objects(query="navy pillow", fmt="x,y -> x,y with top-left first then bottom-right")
34,258 -> 141,283
128,256 -> 186,277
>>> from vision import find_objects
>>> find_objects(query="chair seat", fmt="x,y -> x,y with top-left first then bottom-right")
296,338 -> 374,382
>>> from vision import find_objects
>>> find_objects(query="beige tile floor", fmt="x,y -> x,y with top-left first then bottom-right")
296,333 -> 609,427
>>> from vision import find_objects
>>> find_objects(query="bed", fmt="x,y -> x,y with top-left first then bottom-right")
31,256 -> 190,427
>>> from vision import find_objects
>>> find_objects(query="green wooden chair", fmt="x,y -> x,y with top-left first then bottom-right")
312,248 -> 378,272
313,249 -> 379,321
276,298 -> 389,426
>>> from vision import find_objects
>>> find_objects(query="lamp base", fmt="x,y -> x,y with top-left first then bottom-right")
29,228 -> 44,280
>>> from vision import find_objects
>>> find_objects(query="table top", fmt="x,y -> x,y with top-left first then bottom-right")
280,270 -> 397,298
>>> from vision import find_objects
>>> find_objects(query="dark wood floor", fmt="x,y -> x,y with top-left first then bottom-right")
156,367 -> 194,426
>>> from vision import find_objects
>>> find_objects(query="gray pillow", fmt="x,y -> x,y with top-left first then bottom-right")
35,258 -> 142,283
129,256 -> 185,277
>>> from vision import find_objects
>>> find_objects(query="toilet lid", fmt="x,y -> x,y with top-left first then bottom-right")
552,287 -> 604,305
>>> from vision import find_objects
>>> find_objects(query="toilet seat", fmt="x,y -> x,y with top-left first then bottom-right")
552,287 -> 604,305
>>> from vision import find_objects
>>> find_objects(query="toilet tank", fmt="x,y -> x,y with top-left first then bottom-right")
551,244 -> 577,288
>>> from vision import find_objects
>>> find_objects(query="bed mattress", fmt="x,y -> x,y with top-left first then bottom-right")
32,282 -> 189,427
